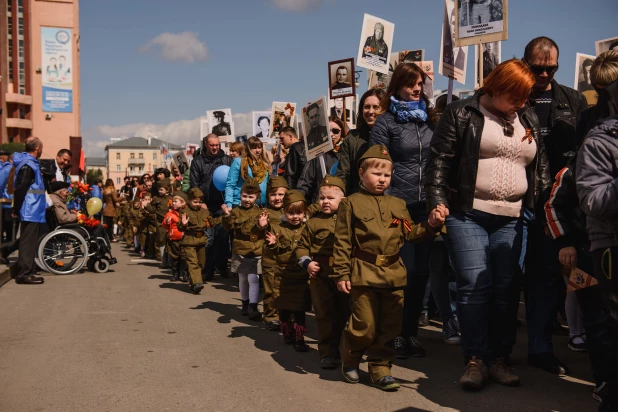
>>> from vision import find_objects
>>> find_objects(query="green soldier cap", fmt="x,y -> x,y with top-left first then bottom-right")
188,187 -> 204,200
172,190 -> 189,203
283,189 -> 306,208
156,178 -> 171,189
267,175 -> 289,191
241,178 -> 261,195
359,144 -> 393,163
320,174 -> 346,195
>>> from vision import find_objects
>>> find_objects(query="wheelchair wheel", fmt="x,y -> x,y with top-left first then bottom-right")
94,259 -> 110,273
38,229 -> 88,275
35,236 -> 46,271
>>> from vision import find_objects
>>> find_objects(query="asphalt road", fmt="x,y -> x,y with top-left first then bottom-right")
0,244 -> 600,412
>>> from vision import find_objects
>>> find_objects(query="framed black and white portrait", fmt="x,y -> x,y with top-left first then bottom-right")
270,102 -> 296,139
302,97 -> 333,161
440,0 -> 469,84
328,95 -> 357,131
574,53 -> 599,107
595,36 -> 618,56
172,151 -> 189,176
328,58 -> 355,99
474,41 -> 501,88
357,14 -> 395,75
206,108 -> 234,140
252,111 -> 272,139
455,0 -> 508,47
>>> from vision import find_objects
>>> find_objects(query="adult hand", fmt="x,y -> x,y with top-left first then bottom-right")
337,280 -> 351,294
307,261 -> 320,277
559,247 -> 578,271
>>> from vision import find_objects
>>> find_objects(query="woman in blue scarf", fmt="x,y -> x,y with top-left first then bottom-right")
370,63 -> 448,359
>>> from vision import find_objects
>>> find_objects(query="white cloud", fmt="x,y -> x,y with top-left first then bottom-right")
140,32 -> 208,63
271,0 -> 324,12
83,111 -> 258,157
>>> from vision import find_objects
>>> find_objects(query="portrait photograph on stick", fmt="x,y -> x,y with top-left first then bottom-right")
206,108 -> 234,140
328,95 -> 357,131
270,102 -> 296,138
574,53 -> 599,106
328,58 -> 355,99
455,0 -> 508,47
595,35 -> 618,56
474,41 -> 502,88
172,151 -> 189,175
252,111 -> 272,139
302,97 -> 333,161
439,0 -> 468,84
357,13 -> 395,75
368,53 -> 401,90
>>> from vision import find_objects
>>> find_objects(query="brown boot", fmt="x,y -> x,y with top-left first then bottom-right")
460,357 -> 488,391
489,358 -> 520,386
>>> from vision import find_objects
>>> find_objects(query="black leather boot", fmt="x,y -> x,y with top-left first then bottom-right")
241,300 -> 249,316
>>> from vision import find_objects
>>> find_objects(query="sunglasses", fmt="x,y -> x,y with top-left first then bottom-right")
527,64 -> 559,76
502,120 -> 514,137
331,128 -> 341,134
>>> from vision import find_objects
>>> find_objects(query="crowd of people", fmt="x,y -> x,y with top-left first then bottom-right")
4,36 -> 618,410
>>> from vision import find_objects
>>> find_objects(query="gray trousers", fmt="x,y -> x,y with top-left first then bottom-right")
16,221 -> 41,279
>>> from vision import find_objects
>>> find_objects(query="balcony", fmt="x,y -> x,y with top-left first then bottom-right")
5,93 -> 32,105
127,158 -> 145,165
5,118 -> 33,129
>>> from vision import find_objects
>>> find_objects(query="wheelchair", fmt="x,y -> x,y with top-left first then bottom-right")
35,207 -> 117,275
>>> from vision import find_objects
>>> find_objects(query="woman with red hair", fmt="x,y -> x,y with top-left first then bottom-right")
425,59 -> 551,391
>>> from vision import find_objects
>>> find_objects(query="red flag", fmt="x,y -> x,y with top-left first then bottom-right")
79,149 -> 85,172
566,267 -> 599,293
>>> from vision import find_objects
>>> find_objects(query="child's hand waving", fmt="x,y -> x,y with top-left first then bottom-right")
265,232 -> 278,246
181,214 -> 189,226
258,210 -> 269,228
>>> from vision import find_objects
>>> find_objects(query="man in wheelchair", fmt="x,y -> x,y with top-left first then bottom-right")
48,181 -> 116,267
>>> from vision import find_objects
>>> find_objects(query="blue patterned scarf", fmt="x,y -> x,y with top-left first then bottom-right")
389,96 -> 428,123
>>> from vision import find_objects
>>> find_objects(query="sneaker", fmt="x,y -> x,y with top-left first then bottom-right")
394,336 -> 408,359
140,250 -> 145,258
443,317 -> 461,345
568,335 -> 588,352
371,376 -> 400,391
418,312 -> 430,327
320,356 -> 338,370
489,358 -> 520,386
192,283 -> 204,294
593,381 -> 607,403
407,336 -> 427,357
460,357 -> 488,391
527,353 -> 569,375
341,365 -> 360,384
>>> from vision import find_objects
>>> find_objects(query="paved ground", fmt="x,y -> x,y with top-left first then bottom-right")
0,244 -> 601,412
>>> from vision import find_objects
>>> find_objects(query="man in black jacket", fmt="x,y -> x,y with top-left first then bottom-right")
522,37 -> 588,376
279,126 -> 306,189
189,134 -> 232,280
40,149 -> 72,192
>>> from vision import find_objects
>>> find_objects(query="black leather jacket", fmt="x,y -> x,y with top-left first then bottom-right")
425,93 -> 551,213
283,141 -> 306,189
189,148 -> 232,213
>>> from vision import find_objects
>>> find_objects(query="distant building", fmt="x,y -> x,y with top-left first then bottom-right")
85,156 -> 107,182
105,137 -> 182,186
0,0 -> 82,169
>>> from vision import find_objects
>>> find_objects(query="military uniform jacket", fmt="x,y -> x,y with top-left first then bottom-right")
146,194 -> 172,223
178,206 -> 215,246
332,189 -> 441,288
128,207 -> 145,229
296,212 -> 337,278
261,207 -> 284,267
269,220 -> 308,280
222,205 -> 265,257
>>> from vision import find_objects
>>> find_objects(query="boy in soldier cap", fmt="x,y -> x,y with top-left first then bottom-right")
141,193 -> 158,259
297,175 -> 350,370
261,175 -> 289,331
222,178 -> 266,320
128,198 -> 145,255
333,145 -> 446,390
145,178 -> 172,264
178,188 -> 216,294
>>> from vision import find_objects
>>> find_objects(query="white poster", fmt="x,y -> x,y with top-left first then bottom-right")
458,0 -> 504,39
41,28 -> 73,112
357,14 -> 395,75
440,0 -> 469,85
302,97 -> 333,161
206,108 -> 234,141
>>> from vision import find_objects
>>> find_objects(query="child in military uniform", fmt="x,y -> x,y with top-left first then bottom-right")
333,145 -> 446,390
128,198 -> 144,253
222,178 -> 266,321
163,191 -> 188,282
146,178 -> 172,264
140,193 -> 157,259
296,175 -> 350,369
178,188 -> 216,294
259,190 -> 311,352
119,199 -> 133,247
261,176 -> 289,331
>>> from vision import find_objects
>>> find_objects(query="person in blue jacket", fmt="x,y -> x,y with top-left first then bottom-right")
12,137 -> 46,284
225,136 -> 270,208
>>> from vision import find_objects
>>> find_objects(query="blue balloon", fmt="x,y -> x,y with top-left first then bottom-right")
330,161 -> 339,176
213,165 -> 230,191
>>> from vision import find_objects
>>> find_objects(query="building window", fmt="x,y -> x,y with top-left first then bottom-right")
116,165 -> 121,172
116,178 -> 121,184
116,153 -> 120,160
130,166 -> 134,172
130,153 -> 135,159
138,153 -> 143,159
139,167 -> 143,172
153,153 -> 157,160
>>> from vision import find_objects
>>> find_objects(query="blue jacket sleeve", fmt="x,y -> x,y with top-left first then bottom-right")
369,115 -> 390,149
225,158 -> 241,208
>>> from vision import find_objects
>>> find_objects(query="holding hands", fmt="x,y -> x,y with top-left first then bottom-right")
258,210 -> 270,228
307,261 -> 321,277
428,204 -> 449,228
337,280 -> 351,294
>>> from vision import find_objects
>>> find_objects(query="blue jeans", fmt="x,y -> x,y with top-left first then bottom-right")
400,208 -> 433,338
444,210 -> 522,361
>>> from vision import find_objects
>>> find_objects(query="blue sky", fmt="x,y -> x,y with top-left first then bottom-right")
81,0 -> 618,155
